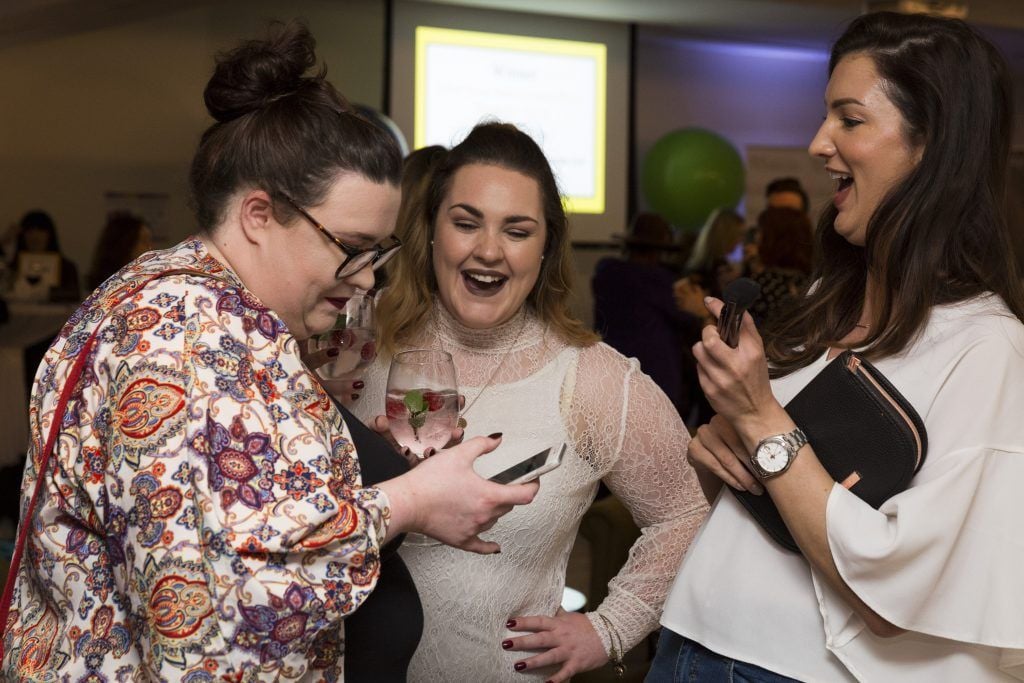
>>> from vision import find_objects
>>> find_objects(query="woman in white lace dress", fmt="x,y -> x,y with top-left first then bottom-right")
351,123 -> 709,682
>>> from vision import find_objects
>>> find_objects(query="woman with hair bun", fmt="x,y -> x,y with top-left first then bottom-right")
0,22 -> 535,682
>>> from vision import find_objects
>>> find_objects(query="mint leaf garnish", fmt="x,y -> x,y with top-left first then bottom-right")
404,389 -> 429,440
404,389 -> 426,413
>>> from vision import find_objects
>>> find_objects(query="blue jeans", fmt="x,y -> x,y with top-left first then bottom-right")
645,629 -> 801,683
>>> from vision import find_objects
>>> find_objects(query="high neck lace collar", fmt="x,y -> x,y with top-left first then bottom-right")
431,300 -> 542,353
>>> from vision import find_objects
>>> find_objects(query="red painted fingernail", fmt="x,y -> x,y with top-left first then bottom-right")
353,380 -> 365,389
327,348 -> 339,358
488,432 -> 503,439
514,662 -> 526,672
501,640 -> 513,650
506,619 -> 516,628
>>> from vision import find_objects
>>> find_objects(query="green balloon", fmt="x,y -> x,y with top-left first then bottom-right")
641,128 -> 746,231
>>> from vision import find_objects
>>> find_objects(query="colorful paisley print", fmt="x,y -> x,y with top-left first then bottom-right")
149,574 -> 215,640
116,378 -> 186,439
2,239 -> 389,681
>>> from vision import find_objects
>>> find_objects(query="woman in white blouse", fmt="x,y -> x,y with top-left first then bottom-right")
354,122 -> 709,682
651,11 -> 1024,683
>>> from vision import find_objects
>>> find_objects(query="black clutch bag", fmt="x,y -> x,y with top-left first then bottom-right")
732,349 -> 928,553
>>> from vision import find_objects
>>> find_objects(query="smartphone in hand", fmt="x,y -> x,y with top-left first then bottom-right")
488,444 -> 566,485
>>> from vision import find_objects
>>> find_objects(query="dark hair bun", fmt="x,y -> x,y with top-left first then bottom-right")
203,21 -> 319,123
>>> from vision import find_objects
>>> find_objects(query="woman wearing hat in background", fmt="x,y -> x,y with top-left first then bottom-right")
592,212 -> 696,414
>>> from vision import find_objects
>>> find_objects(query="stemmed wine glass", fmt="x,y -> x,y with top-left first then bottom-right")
385,349 -> 459,547
385,350 -> 459,459
307,291 -> 377,380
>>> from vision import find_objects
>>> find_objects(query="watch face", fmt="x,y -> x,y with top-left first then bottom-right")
756,440 -> 790,473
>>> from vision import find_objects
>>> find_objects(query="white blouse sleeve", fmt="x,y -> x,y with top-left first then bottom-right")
567,343 -> 709,655
818,331 -> 1024,679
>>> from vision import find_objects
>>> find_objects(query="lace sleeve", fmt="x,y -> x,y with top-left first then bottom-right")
567,344 -> 709,655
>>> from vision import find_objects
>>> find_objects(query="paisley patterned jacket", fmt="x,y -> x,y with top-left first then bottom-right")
1,238 -> 389,682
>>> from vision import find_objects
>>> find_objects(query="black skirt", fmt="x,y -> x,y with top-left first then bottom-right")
336,403 -> 423,682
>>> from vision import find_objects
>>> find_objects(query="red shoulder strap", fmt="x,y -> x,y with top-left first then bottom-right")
0,328 -> 100,647
0,266 -> 232,654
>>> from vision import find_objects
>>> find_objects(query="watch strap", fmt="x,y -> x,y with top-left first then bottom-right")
780,427 -> 808,453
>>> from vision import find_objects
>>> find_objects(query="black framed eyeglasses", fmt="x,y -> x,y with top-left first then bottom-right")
281,194 -> 402,279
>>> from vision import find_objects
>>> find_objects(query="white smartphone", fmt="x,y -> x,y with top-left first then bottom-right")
488,443 -> 566,485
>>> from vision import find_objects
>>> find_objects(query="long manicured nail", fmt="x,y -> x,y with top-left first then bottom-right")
514,662 -> 526,672
506,619 -> 517,628
488,432 -> 503,439
327,348 -> 339,358
353,380 -> 365,390
501,640 -> 513,650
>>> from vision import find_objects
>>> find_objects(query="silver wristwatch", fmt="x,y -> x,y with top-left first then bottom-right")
750,427 -> 808,480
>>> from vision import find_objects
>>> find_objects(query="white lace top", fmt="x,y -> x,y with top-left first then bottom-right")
353,303 -> 708,681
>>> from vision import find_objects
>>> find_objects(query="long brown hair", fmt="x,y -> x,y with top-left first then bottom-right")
88,212 -> 147,289
378,123 -> 598,355
685,208 -> 745,274
766,11 -> 1024,376
757,207 -> 813,275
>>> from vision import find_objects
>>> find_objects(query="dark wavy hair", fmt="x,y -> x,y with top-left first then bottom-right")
766,11 -> 1023,376
378,123 -> 598,354
188,21 -> 401,232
